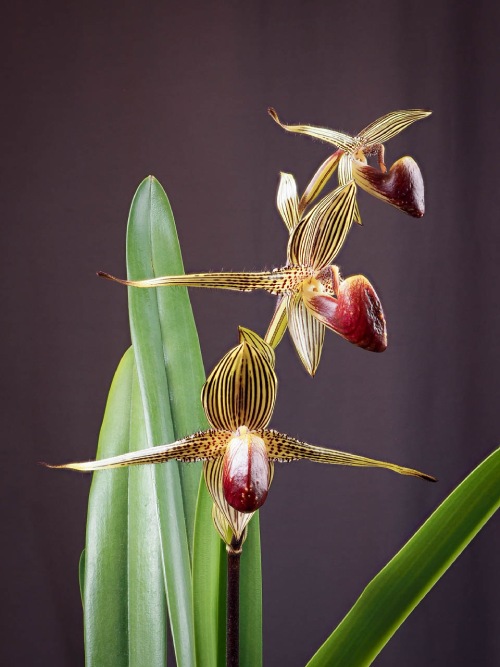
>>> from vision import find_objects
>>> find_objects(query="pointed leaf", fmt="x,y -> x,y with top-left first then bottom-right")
126,176 -> 199,665
306,448 -> 500,667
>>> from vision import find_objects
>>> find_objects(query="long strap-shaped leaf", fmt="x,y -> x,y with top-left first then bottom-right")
306,447 -> 500,667
193,482 -> 227,667
83,348 -> 167,667
239,513 -> 263,667
125,176 -> 264,667
126,177 -> 199,666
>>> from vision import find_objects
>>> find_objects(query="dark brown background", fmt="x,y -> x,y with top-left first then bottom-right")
2,0 -> 500,665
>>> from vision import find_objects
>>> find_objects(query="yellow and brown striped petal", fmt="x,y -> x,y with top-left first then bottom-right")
264,295 -> 289,349
238,326 -> 275,367
202,330 -> 277,431
338,154 -> 362,224
289,182 -> 356,271
287,290 -> 325,377
298,150 -> 343,215
211,504 -> 249,547
277,172 -> 300,232
358,109 -> 431,147
46,429 -> 230,471
98,270 -> 293,295
353,156 -> 425,217
268,107 -> 357,153
261,429 -> 436,481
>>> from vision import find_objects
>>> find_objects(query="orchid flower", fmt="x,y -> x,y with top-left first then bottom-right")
50,328 -> 435,546
269,107 -> 431,221
99,179 -> 387,376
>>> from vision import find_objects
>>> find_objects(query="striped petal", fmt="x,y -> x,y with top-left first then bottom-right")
264,295 -> 289,349
338,152 -> 354,185
222,428 -> 272,512
268,107 -> 357,152
277,172 -> 300,232
46,429 -> 230,471
303,274 -> 387,352
298,150 -> 343,214
211,504 -> 249,547
202,329 -> 277,431
287,290 -> 325,377
211,504 -> 235,546
98,270 -> 292,295
261,429 -> 436,482
338,154 -> 361,225
288,182 -> 356,270
353,156 -> 425,217
358,109 -> 432,147
238,326 -> 275,367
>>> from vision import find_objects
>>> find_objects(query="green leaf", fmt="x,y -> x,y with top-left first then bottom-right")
240,513 -> 263,667
126,176 -> 206,666
192,484 -> 226,667
83,348 -> 167,667
307,447 -> 500,667
78,549 -> 85,607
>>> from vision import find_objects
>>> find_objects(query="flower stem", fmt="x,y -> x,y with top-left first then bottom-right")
226,536 -> 243,667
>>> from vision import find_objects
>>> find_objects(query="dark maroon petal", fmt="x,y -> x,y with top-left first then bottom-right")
305,276 -> 387,352
353,156 -> 425,217
222,430 -> 271,513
